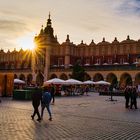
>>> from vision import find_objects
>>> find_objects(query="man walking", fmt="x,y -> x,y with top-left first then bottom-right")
31,87 -> 42,122
41,87 -> 52,121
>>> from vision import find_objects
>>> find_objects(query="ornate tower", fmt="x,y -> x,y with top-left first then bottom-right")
33,13 -> 55,84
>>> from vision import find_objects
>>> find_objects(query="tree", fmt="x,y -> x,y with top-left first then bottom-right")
71,60 -> 86,81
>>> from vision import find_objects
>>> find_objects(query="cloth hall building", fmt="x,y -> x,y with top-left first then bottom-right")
1,14 -> 140,89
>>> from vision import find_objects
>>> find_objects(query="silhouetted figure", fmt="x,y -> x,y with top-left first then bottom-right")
31,87 -> 42,122
84,85 -> 89,96
130,86 -> 138,109
124,86 -> 131,108
41,87 -> 52,121
50,84 -> 56,104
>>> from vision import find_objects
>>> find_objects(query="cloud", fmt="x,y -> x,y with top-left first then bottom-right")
0,19 -> 29,37
0,0 -> 140,50
0,18 -> 31,50
115,0 -> 140,16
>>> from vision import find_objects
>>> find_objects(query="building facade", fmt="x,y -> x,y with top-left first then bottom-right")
1,14 -> 140,89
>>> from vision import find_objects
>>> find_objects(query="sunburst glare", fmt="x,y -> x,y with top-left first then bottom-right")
17,33 -> 35,50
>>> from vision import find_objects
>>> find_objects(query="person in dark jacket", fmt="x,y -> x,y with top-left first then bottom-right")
130,86 -> 138,109
41,87 -> 52,121
124,86 -> 131,108
31,87 -> 42,122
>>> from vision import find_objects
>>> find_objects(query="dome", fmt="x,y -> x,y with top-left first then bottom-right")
89,39 -> 96,46
112,37 -> 119,44
121,35 -> 135,44
77,40 -> 87,47
97,37 -> 110,45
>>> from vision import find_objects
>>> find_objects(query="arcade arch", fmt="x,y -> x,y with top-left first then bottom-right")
135,73 -> 140,85
84,73 -> 91,81
60,73 -> 68,80
19,74 -> 25,81
27,74 -> 33,85
36,72 -> 44,86
93,73 -> 104,81
120,73 -> 132,88
106,73 -> 117,86
14,74 -> 17,79
49,74 -> 57,79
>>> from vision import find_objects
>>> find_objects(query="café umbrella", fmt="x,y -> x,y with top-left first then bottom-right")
95,80 -> 111,85
64,79 -> 83,85
43,78 -> 65,86
14,79 -> 25,84
83,80 -> 95,84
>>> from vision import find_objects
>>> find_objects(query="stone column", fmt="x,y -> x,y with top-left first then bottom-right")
31,51 -> 37,84
44,43 -> 51,81
64,45 -> 70,68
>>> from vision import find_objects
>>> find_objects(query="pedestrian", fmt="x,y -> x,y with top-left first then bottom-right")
31,86 -> 42,122
41,87 -> 52,121
130,86 -> 138,109
50,83 -> 56,104
84,85 -> 89,96
124,85 -> 131,108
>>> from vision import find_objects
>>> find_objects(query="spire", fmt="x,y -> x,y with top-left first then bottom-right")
47,12 -> 52,27
114,37 -> 117,41
49,11 -> 51,19
44,12 -> 54,39
89,39 -> 95,46
55,35 -> 58,42
55,35 -> 57,40
102,37 -> 105,42
127,35 -> 130,40
40,25 -> 44,34
66,34 -> 70,42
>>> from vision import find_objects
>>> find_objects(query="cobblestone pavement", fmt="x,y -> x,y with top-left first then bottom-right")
0,93 -> 140,140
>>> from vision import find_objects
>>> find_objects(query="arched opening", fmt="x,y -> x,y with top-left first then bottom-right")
19,74 -> 25,81
84,73 -> 91,81
36,71 -> 44,86
135,73 -> 140,85
49,74 -> 57,79
120,73 -> 132,88
14,74 -> 18,79
60,73 -> 68,80
106,73 -> 117,87
93,73 -> 104,81
27,74 -> 33,85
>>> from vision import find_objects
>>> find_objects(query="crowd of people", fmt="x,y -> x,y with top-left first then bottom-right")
29,82 -> 140,122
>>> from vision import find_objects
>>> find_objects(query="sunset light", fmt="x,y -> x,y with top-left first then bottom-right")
17,33 -> 35,50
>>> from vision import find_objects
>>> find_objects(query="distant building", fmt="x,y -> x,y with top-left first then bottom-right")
1,13 -> 140,88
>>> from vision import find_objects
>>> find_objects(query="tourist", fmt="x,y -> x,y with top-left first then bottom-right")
84,85 -> 89,96
130,86 -> 138,109
41,87 -> 52,121
50,83 -> 56,104
124,85 -> 131,108
31,86 -> 42,122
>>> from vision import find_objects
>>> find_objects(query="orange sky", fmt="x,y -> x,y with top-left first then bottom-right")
0,0 -> 140,51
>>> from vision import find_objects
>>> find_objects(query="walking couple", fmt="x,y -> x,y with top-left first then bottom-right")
31,86 -> 52,122
124,85 -> 138,109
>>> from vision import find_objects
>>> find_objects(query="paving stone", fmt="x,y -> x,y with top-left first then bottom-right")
0,93 -> 140,140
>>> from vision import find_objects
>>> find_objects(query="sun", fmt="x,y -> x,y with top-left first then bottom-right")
17,33 -> 35,50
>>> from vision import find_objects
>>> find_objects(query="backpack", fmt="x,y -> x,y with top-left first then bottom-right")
42,92 -> 52,104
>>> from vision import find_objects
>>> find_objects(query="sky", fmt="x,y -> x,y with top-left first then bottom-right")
0,0 -> 140,51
